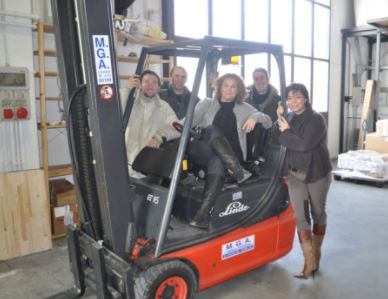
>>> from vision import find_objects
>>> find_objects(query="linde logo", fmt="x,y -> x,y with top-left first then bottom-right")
219,201 -> 249,217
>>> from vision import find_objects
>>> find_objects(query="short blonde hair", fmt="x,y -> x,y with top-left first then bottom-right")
214,73 -> 247,103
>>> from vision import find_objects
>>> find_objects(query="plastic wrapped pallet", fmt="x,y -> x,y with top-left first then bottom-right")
337,150 -> 388,178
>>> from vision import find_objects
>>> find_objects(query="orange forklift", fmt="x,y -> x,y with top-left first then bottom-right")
50,0 -> 296,298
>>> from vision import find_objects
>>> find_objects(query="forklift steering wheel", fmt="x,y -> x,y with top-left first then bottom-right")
173,122 -> 202,139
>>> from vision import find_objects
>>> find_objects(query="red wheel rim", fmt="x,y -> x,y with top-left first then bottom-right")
155,276 -> 188,299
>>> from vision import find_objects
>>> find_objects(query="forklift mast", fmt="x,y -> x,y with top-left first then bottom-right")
51,0 -> 135,259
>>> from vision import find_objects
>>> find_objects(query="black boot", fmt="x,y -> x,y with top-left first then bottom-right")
210,137 -> 251,183
190,175 -> 224,229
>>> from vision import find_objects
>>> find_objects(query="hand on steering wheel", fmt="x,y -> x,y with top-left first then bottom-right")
173,122 -> 202,139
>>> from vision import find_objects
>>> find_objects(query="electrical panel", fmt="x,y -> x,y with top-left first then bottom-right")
0,67 -> 30,121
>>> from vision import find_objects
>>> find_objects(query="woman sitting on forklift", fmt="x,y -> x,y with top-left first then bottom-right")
183,73 -> 273,228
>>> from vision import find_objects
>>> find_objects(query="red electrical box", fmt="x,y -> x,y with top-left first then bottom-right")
0,67 -> 30,121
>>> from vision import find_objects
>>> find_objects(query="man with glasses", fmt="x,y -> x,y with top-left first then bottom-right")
246,67 -> 280,122
245,68 -> 280,160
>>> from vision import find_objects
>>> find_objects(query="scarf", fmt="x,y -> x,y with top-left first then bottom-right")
252,86 -> 271,105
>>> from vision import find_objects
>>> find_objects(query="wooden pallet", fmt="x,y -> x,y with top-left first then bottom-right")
332,169 -> 387,188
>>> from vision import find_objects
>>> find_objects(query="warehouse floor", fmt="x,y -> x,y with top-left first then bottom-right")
1,177 -> 388,299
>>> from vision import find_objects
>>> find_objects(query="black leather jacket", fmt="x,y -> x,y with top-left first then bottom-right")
159,86 -> 197,120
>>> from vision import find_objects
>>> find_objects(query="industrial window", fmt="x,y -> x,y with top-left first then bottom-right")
213,0 -> 241,39
174,0 -> 207,38
172,0 -> 330,112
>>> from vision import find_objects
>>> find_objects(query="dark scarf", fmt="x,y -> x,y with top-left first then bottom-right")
252,86 -> 271,105
213,100 -> 244,162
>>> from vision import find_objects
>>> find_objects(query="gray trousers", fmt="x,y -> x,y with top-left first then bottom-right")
287,172 -> 331,231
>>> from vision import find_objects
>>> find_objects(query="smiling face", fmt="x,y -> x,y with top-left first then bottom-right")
253,70 -> 269,94
141,73 -> 160,98
287,90 -> 306,115
220,78 -> 239,102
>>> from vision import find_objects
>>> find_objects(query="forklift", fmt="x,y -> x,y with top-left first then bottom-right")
50,0 -> 296,298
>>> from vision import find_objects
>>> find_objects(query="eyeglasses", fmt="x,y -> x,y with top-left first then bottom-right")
253,76 -> 267,82
287,95 -> 304,101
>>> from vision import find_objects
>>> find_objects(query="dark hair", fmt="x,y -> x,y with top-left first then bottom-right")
286,83 -> 311,107
214,73 -> 247,103
140,70 -> 161,86
252,67 -> 269,79
169,66 -> 187,77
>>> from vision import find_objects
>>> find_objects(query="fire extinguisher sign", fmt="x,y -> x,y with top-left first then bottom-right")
93,35 -> 113,85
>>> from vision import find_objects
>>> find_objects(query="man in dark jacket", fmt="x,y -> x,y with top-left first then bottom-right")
159,66 -> 198,119
246,67 -> 280,122
245,68 -> 280,160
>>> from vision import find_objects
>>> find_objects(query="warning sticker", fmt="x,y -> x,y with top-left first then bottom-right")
93,35 -> 113,85
99,85 -> 114,100
221,235 -> 255,260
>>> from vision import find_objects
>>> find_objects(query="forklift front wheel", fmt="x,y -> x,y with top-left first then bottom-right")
134,260 -> 197,299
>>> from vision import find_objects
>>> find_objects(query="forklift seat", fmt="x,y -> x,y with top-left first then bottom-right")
132,140 -> 179,179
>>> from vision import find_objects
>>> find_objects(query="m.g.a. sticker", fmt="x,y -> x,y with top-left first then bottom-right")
93,35 -> 113,85
221,235 -> 255,260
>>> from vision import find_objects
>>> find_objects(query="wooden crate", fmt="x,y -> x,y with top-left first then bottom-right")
49,179 -> 76,206
51,203 -> 80,236
0,170 -> 52,260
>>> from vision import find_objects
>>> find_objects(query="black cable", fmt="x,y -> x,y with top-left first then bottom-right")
66,85 -> 95,237
66,84 -> 104,240
66,85 -> 85,180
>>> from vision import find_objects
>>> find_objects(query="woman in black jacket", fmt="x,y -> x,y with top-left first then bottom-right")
277,83 -> 332,279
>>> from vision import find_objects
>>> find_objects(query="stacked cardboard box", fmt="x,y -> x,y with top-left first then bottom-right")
376,119 -> 388,136
366,119 -> 388,153
49,179 -> 79,236
366,133 -> 388,153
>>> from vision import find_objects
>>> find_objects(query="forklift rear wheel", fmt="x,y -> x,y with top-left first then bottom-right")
134,260 -> 197,299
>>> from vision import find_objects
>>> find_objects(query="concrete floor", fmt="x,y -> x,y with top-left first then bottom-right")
1,177 -> 388,299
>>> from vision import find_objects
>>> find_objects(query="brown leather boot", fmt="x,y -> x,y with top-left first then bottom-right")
294,230 -> 317,279
312,224 -> 326,270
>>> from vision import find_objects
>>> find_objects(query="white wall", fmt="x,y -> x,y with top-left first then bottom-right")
0,0 -> 39,172
327,0 -> 355,157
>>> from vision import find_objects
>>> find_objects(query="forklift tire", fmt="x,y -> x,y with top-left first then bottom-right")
134,260 -> 197,299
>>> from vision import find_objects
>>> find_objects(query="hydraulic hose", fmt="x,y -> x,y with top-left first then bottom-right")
69,86 -> 104,240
